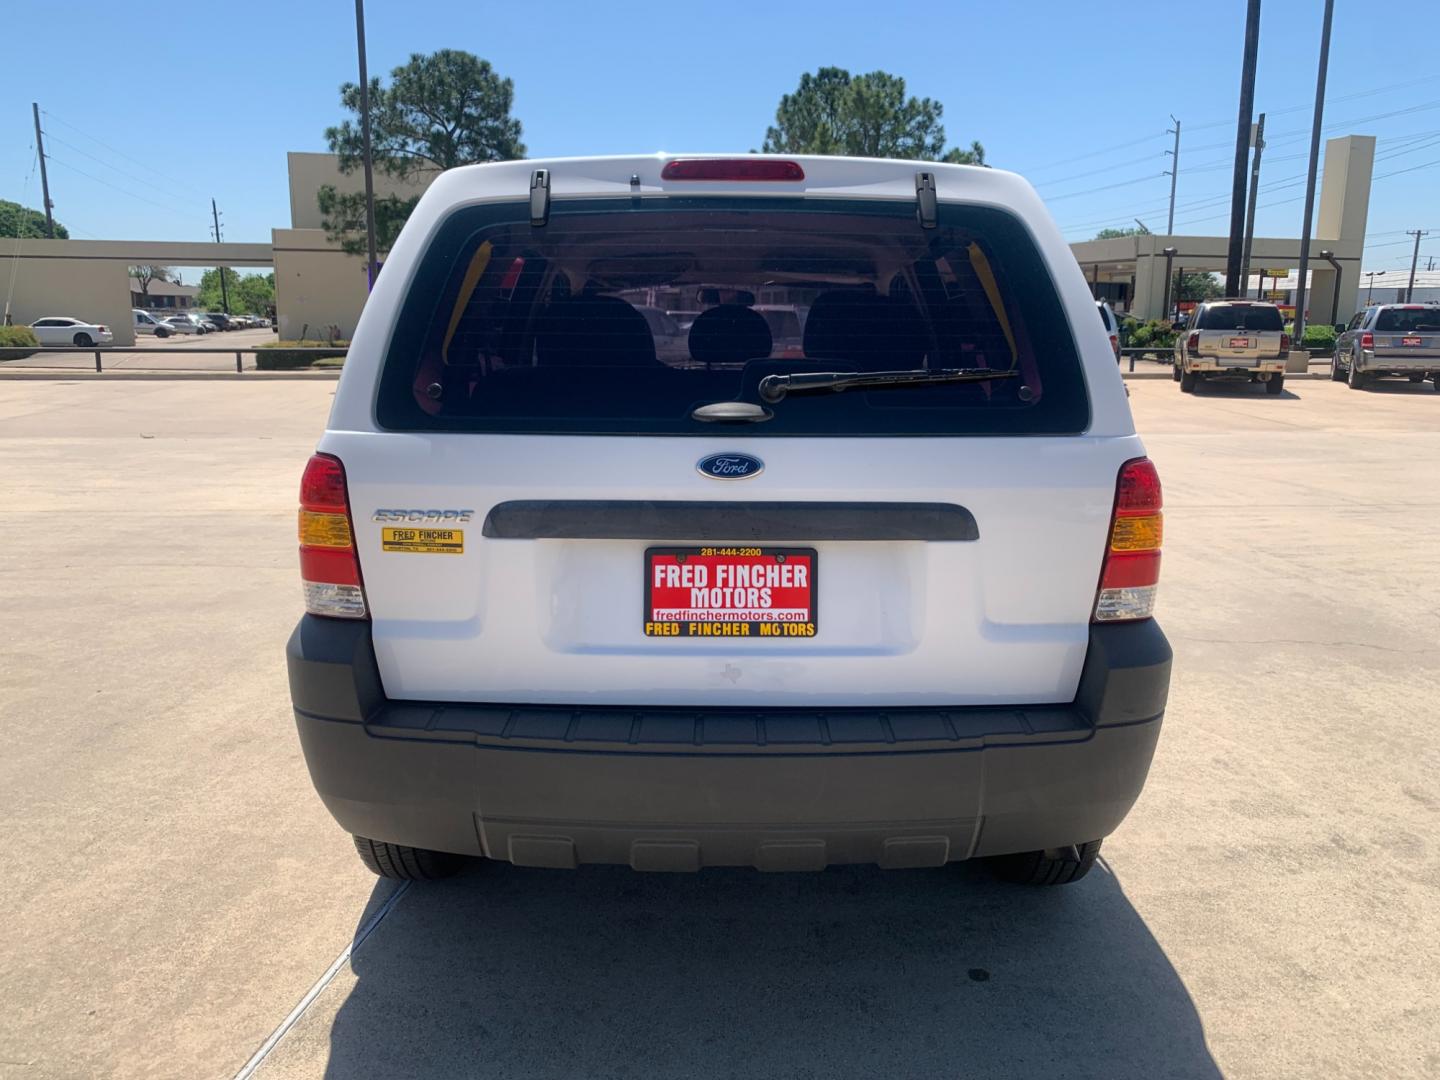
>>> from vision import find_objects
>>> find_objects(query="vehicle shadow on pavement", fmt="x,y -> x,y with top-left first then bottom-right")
1193,383 -> 1302,400
316,858 -> 1221,1079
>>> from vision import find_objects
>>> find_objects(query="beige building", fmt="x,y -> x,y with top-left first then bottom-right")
273,153 -> 436,341
2,239 -> 272,346
1069,135 -> 1374,326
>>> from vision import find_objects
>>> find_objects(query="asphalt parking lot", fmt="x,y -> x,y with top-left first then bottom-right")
0,374 -> 1436,1079
3,326 -> 280,372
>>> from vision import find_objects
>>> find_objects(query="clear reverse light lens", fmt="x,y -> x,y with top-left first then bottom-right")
1094,585 -> 1158,622
303,581 -> 368,618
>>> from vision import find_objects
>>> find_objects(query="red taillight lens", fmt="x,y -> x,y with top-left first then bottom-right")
1110,333 -> 1120,358
661,159 -> 805,182
1187,332 -> 1200,352
298,453 -> 367,619
1360,331 -> 1374,349
1280,332 -> 1291,353
1094,458 -> 1163,623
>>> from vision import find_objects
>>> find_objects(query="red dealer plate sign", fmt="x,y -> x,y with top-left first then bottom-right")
644,547 -> 817,638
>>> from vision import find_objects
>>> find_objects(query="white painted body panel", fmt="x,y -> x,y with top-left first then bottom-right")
318,154 -> 1147,707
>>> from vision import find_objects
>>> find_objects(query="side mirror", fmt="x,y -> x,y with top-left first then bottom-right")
1171,321 -> 1186,332
1333,324 -> 1345,334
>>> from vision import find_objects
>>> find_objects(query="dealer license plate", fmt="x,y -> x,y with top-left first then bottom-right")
1402,336 -> 1423,346
1228,337 -> 1250,348
644,547 -> 817,638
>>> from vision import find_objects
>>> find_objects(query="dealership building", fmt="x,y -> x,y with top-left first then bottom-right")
1,135 -> 1384,346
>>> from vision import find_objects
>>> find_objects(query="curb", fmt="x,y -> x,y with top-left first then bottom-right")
0,369 -> 342,382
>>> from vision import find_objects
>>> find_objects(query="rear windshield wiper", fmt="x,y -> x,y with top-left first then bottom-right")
758,367 -> 1018,403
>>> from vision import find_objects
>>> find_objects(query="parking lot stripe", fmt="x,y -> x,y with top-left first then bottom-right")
229,880 -> 412,1080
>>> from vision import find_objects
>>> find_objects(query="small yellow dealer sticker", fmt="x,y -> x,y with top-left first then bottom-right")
381,527 -> 464,554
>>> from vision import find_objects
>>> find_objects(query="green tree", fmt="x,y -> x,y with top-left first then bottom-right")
1093,225 -> 1150,240
1177,272 -> 1223,302
0,198 -> 68,240
195,269 -> 274,314
761,67 -> 983,164
319,50 -> 526,256
129,265 -> 172,302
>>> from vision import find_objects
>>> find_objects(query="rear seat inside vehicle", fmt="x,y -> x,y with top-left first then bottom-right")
802,292 -> 929,370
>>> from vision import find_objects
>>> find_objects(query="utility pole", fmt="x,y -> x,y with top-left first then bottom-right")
1293,0 -> 1335,342
31,103 -> 55,239
354,0 -> 380,289
1225,0 -> 1262,296
1405,230 -> 1429,302
1240,112 -> 1266,297
1164,117 -> 1181,235
211,198 -> 230,314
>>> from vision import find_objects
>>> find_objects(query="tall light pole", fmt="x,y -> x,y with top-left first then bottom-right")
354,0 -> 380,289
1225,0 -> 1262,295
1164,117 -> 1181,235
1161,246 -> 1178,320
1365,271 -> 1383,304
1292,0 -> 1334,342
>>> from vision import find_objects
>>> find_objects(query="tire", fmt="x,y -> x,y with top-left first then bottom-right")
155,328 -> 170,339
1179,369 -> 1197,393
73,332 -> 93,347
1331,352 -> 1346,381
1348,355 -> 1368,390
1433,374 -> 1440,392
1172,361 -> 1182,382
988,840 -> 1103,886
353,835 -> 464,880
1266,372 -> 1285,395
1408,373 -> 1424,383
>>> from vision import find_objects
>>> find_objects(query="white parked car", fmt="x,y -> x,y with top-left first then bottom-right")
287,155 -> 1172,887
133,309 -> 172,338
161,313 -> 209,335
30,316 -> 113,347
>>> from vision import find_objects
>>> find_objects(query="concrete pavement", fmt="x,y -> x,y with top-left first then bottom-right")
2,327 -> 281,372
0,376 -> 1436,1078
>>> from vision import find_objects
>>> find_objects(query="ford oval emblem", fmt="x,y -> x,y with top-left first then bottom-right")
697,452 -> 764,480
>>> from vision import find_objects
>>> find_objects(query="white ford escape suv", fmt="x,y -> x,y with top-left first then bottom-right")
287,155 -> 1172,887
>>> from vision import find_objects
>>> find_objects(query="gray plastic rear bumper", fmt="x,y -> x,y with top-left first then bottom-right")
287,616 -> 1171,870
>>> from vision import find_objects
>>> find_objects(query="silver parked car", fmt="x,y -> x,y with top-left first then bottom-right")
1173,299 -> 1289,395
161,313 -> 209,335
1332,302 -> 1440,391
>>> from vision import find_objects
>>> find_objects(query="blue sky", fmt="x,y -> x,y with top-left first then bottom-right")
3,0 -> 1437,277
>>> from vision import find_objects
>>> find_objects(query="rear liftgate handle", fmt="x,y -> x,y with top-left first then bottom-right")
530,168 -> 551,227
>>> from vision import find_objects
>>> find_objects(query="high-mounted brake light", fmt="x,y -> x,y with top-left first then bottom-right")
661,159 -> 805,182
1094,458 -> 1163,623
298,453 -> 367,619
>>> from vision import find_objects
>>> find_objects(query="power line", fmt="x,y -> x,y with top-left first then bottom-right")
40,109 -> 210,199
44,155 -> 195,217
39,131 -> 202,207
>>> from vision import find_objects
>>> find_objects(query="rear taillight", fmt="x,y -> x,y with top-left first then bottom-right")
1360,331 -> 1374,349
1109,333 -> 1119,359
1280,332 -> 1291,353
661,159 -> 805,182
1187,331 -> 1200,352
1094,458 -> 1163,623
298,453 -> 367,619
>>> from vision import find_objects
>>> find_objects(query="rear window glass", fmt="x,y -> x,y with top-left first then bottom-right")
376,199 -> 1088,436
1197,305 -> 1283,331
1375,307 -> 1440,332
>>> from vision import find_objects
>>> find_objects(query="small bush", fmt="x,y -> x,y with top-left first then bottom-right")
1301,324 -> 1336,352
255,339 -> 349,370
0,325 -> 40,360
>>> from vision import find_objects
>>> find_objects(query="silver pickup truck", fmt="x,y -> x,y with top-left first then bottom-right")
1173,299 -> 1289,395
1332,303 -> 1440,391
